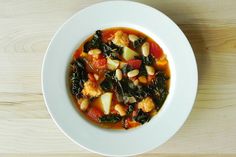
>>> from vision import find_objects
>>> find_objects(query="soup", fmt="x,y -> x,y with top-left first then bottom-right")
69,27 -> 170,129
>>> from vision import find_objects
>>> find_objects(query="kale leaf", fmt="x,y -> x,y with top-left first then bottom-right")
121,64 -> 133,74
134,109 -> 150,124
142,55 -> 154,65
83,30 -> 102,52
101,42 -> 122,60
133,37 -> 145,48
126,103 -> 135,115
71,58 -> 88,98
99,114 -> 122,123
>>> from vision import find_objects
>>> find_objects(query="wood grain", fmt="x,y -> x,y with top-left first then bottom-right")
0,0 -> 236,156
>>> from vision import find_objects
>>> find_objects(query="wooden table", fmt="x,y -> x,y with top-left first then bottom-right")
0,0 -> 235,156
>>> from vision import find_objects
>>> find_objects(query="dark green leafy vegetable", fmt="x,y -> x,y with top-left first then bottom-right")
139,63 -> 147,76
101,42 -> 122,60
71,58 -> 88,98
134,109 -> 150,124
105,71 -> 115,80
142,55 -> 154,65
99,114 -> 122,123
126,103 -> 135,115
83,30 -> 102,52
121,64 -> 133,74
100,78 -> 113,91
133,37 -> 145,48
149,72 -> 169,108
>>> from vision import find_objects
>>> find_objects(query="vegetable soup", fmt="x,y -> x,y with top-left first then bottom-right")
69,27 -> 170,129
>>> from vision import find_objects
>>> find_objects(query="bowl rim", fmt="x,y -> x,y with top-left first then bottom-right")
41,1 -> 198,156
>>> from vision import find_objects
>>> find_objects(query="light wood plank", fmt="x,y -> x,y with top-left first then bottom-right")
0,0 -> 236,156
2,154 -> 236,157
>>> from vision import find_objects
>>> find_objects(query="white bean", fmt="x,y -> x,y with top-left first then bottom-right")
80,98 -> 89,111
141,42 -> 150,57
115,69 -> 123,81
145,65 -> 155,75
127,69 -> 139,78
128,34 -> 139,42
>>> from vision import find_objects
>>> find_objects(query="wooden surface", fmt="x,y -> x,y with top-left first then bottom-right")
0,0 -> 236,156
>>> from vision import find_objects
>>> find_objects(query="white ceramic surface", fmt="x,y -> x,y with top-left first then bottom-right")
42,1 -> 198,156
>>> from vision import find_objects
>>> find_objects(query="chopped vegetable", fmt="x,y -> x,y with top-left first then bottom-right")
119,61 -> 127,68
87,107 -> 103,122
133,37 -> 145,48
138,76 -> 147,84
100,78 -> 113,91
107,57 -> 120,70
150,42 -> 163,59
99,114 -> 122,123
92,58 -> 107,69
142,55 -> 154,65
121,64 -> 133,74
71,58 -> 88,98
126,103 -> 135,115
156,57 -> 168,70
127,59 -> 142,69
78,98 -> 89,111
122,46 -> 139,61
82,80 -> 102,98
138,97 -> 155,112
101,92 -> 113,115
112,31 -> 129,47
101,42 -> 122,59
84,30 -> 102,52
114,104 -> 126,116
134,109 -> 150,124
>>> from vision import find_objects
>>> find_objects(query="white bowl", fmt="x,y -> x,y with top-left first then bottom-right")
42,1 -> 198,156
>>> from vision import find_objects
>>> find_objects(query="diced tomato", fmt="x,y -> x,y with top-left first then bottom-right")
73,48 -> 82,59
88,73 -> 96,82
97,54 -> 106,59
150,42 -> 163,59
92,58 -> 107,69
127,59 -> 142,69
102,30 -> 115,43
87,107 -> 103,122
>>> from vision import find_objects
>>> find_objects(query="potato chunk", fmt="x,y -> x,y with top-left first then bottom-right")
138,97 -> 155,112
112,30 -> 129,47
82,80 -> 102,97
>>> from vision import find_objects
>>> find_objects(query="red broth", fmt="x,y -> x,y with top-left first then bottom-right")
70,27 -> 170,129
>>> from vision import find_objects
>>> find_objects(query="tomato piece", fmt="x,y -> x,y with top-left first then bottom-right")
92,58 -> 107,69
97,54 -> 106,59
88,73 -> 96,82
87,107 -> 103,122
102,30 -> 115,43
73,48 -> 82,59
150,42 -> 163,59
127,59 -> 142,69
